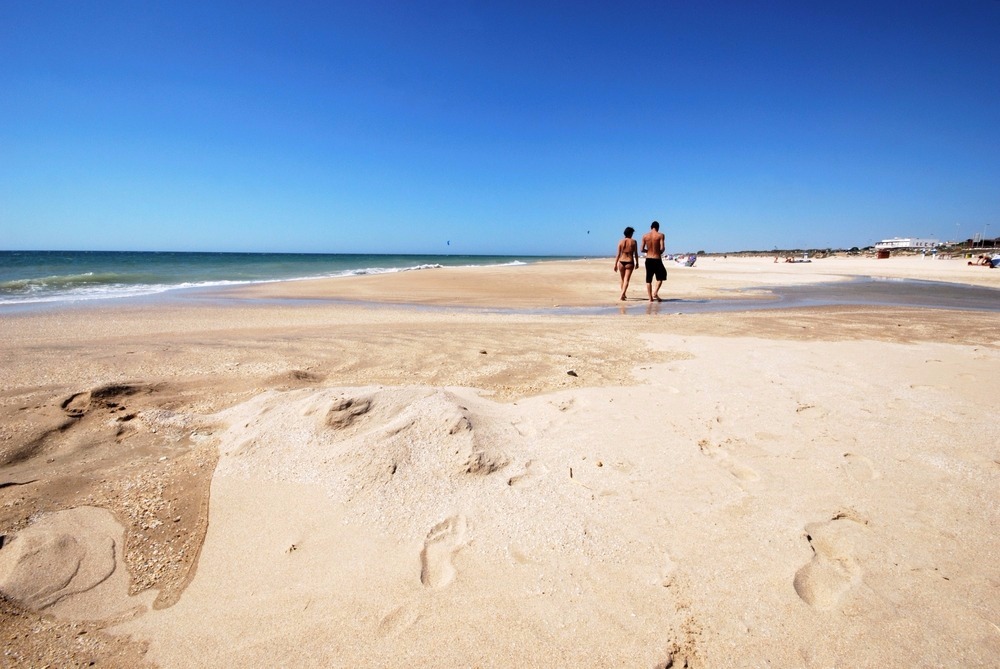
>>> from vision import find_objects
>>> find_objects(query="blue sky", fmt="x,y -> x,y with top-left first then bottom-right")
1,1 -> 998,255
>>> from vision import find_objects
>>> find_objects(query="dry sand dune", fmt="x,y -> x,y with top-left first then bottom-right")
1,256 -> 998,667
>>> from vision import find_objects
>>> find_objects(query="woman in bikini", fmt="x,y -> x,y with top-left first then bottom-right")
614,226 -> 638,301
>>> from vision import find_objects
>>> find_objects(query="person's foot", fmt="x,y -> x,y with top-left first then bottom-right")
620,294 -> 627,301
652,295 -> 662,302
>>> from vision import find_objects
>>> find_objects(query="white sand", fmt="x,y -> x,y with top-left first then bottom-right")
112,333 -> 999,667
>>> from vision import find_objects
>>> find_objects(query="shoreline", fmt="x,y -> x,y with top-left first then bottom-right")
1,256 -> 998,667
198,255 -> 1000,306
3,255 -> 999,316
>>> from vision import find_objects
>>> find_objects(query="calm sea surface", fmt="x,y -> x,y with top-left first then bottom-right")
0,251 -> 572,306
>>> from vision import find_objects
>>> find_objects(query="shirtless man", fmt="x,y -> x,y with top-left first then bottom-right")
641,221 -> 666,302
614,226 -> 638,300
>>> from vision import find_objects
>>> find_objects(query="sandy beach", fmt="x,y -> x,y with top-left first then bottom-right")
1,255 -> 998,667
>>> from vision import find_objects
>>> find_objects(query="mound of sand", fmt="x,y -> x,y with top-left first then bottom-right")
215,387 -> 524,531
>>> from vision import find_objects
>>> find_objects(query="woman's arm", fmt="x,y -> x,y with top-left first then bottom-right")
614,239 -> 625,269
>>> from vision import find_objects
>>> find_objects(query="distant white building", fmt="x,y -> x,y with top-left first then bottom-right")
874,237 -> 939,250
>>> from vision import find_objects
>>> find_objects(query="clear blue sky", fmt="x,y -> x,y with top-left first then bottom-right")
2,1 -> 998,255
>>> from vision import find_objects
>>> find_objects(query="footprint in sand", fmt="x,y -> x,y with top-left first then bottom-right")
842,452 -> 881,481
655,649 -> 693,669
508,460 -> 548,488
378,603 -> 420,637
551,397 -> 576,412
909,384 -> 946,392
324,395 -> 373,430
420,515 -> 468,589
793,513 -> 867,610
697,439 -> 759,482
510,419 -> 538,439
508,545 -> 539,566
61,391 -> 91,418
660,551 -> 678,588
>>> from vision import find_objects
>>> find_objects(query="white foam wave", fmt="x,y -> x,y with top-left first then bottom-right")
0,262 -> 455,305
0,283 -> 182,305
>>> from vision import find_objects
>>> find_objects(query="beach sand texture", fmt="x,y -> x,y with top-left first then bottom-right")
1,256 -> 998,667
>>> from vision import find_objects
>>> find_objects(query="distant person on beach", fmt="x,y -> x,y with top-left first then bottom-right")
641,221 -> 666,302
614,227 -> 639,300
968,255 -> 993,266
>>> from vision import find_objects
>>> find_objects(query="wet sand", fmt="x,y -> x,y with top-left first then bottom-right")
1,255 -> 998,667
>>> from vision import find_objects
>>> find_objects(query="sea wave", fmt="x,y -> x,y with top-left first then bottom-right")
0,278 -> 286,305
332,263 -> 445,277
0,261 -> 456,305
0,283 -> 176,305
1,272 -> 104,292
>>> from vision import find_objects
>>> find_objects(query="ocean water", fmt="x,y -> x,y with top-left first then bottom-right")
0,251 -> 570,306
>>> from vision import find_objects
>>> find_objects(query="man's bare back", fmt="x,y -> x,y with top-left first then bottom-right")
641,229 -> 664,258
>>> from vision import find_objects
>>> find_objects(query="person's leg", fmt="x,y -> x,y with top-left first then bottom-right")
644,259 -> 654,301
651,261 -> 666,300
620,267 -> 633,300
651,279 -> 662,301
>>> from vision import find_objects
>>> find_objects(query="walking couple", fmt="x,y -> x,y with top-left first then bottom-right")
614,221 -> 667,302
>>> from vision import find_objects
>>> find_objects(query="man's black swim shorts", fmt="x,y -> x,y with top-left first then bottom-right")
645,257 -> 667,282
